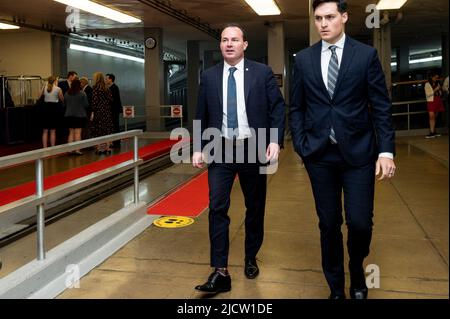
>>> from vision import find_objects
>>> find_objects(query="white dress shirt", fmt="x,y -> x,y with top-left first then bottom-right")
321,33 -> 346,88
222,59 -> 252,139
321,33 -> 393,160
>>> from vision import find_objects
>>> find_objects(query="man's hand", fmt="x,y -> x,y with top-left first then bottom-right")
192,151 -> 205,168
266,143 -> 280,163
375,157 -> 396,181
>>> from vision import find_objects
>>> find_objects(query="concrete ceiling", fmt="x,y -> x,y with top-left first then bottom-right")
0,0 -> 448,57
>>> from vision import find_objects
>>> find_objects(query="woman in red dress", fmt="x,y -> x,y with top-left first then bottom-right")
424,74 -> 445,138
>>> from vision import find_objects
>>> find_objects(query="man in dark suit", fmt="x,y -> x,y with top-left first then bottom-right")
106,73 -> 123,147
193,24 -> 285,294
58,71 -> 78,95
289,0 -> 396,299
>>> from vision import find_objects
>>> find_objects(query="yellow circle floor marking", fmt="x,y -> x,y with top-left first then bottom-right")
153,216 -> 194,228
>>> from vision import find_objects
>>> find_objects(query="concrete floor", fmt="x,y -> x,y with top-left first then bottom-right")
53,135 -> 449,299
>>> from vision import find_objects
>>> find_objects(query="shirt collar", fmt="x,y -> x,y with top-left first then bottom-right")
321,33 -> 346,52
224,58 -> 244,73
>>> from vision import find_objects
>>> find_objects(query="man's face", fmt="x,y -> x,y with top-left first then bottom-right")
105,77 -> 112,85
68,74 -> 77,82
220,27 -> 248,66
314,2 -> 348,44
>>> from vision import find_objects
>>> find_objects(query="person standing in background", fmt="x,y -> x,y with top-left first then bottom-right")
59,71 -> 78,95
424,73 -> 445,138
41,76 -> 64,148
90,72 -> 113,154
106,74 -> 123,147
64,79 -> 89,155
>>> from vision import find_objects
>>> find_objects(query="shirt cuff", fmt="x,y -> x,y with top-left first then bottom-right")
378,152 -> 394,160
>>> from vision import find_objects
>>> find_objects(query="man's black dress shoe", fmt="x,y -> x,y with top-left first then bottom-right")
329,293 -> 346,300
350,287 -> 368,299
195,271 -> 231,293
244,258 -> 259,279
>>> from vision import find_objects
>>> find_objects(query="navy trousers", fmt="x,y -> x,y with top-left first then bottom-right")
207,139 -> 267,267
304,143 -> 375,295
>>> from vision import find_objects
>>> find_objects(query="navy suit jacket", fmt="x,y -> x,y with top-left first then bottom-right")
289,36 -> 395,166
195,58 -> 285,152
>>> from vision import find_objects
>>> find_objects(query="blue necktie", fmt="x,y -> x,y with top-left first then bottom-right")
327,45 -> 339,144
227,67 -> 238,138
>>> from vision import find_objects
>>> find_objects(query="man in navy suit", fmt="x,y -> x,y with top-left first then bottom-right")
289,0 -> 396,299
193,24 -> 285,294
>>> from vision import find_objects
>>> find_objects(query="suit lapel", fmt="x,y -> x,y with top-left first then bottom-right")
311,41 -> 330,100
215,62 -> 224,108
244,58 -> 251,106
332,36 -> 355,99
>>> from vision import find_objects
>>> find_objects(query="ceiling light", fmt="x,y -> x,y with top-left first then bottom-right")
54,0 -> 141,23
0,22 -> 20,29
376,0 -> 408,10
69,44 -> 144,63
244,0 -> 281,16
409,56 -> 442,64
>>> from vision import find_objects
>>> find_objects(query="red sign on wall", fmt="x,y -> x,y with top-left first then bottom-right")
171,105 -> 183,118
123,106 -> 135,118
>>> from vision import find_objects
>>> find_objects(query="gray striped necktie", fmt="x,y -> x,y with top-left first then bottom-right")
327,45 -> 338,144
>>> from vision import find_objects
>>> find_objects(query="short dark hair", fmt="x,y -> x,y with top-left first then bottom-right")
106,73 -> 115,82
222,23 -> 247,42
312,0 -> 347,13
67,71 -> 77,78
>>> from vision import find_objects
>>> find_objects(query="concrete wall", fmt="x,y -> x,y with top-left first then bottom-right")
67,49 -> 145,109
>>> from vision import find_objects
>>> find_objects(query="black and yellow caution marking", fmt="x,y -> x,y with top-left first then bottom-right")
153,216 -> 194,228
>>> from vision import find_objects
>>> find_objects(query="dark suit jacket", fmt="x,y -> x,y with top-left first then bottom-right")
83,85 -> 93,114
58,80 -> 70,95
289,36 -> 395,166
195,58 -> 285,152
109,83 -> 123,114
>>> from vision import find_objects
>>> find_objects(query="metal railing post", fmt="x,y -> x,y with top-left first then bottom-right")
35,158 -> 45,260
407,103 -> 410,131
133,135 -> 139,203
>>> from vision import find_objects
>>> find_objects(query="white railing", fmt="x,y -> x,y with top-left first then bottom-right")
0,130 -> 143,260
391,99 -> 428,131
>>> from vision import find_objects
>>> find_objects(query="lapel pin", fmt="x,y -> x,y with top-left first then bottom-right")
245,68 -> 249,71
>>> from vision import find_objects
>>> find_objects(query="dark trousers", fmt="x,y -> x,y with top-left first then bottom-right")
207,140 -> 267,268
112,111 -> 121,146
304,144 -> 375,295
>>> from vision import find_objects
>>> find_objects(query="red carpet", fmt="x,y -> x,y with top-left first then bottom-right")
147,170 -> 209,217
0,139 -> 179,207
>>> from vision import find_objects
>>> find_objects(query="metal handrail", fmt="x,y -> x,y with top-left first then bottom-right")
0,130 -> 141,169
390,99 -> 428,131
392,99 -> 426,106
0,130 -> 143,260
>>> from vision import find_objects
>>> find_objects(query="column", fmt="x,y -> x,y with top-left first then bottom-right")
144,28 -> 164,131
186,40 -> 199,129
51,34 -> 68,78
267,22 -> 286,98
203,50 -> 215,70
397,45 -> 409,79
373,15 -> 392,97
309,0 -> 321,46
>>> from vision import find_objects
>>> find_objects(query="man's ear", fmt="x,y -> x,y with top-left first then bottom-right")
342,12 -> 348,24
243,41 -> 248,51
